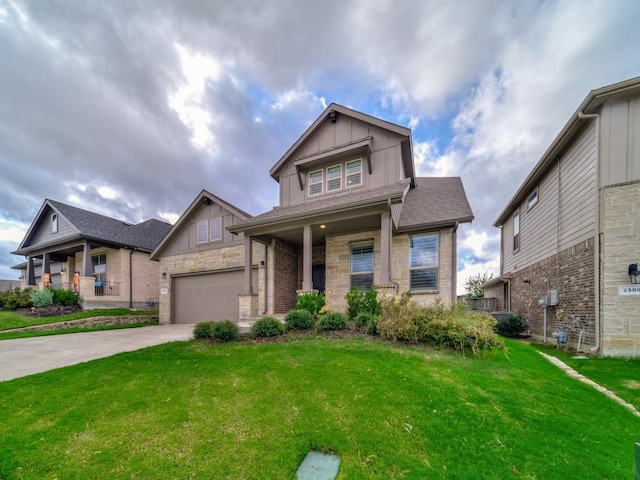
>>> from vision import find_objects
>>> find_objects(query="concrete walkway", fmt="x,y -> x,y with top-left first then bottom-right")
0,323 -> 195,382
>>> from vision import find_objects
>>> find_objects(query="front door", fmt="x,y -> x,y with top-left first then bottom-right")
312,264 -> 325,293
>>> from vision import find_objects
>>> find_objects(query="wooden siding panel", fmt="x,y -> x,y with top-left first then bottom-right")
600,96 -> 640,185
30,209 -> 77,247
502,123 -> 596,273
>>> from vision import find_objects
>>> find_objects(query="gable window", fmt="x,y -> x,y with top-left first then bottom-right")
210,217 -> 222,242
51,213 -> 58,233
197,220 -> 208,244
513,211 -> 520,251
350,242 -> 374,292
346,159 -> 362,187
410,234 -> 438,291
528,189 -> 538,209
92,253 -> 106,283
309,170 -> 323,196
327,165 -> 342,192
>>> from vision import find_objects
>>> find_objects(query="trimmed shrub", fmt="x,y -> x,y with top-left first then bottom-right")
284,309 -> 315,330
295,291 -> 325,315
52,288 -> 80,306
193,321 -> 216,339
362,285 -> 381,316
0,288 -> 33,310
30,289 -> 54,308
251,316 -> 284,337
316,312 -> 347,331
211,320 -> 239,342
424,311 -> 503,355
346,285 -> 380,319
355,312 -> 378,335
494,313 -> 527,337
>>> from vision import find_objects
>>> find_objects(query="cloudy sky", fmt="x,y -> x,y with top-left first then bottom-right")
1,0 -> 639,292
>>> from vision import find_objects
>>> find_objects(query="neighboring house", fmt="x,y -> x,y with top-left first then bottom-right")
12,199 -> 171,309
487,76 -> 640,357
152,103 -> 473,324
0,280 -> 21,292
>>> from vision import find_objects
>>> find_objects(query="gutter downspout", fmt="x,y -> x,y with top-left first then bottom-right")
129,248 -> 136,309
452,222 -> 459,305
263,243 -> 268,315
578,111 -> 601,354
387,199 -> 400,295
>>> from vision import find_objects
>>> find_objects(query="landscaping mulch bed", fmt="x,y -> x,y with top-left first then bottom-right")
15,304 -> 84,317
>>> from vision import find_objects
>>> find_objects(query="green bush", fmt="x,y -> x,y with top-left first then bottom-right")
424,311 -> 503,355
494,313 -> 527,337
295,291 -> 325,315
211,320 -> 239,342
251,316 -> 284,337
30,289 -> 54,308
284,309 -> 315,330
355,312 -> 378,335
377,293 -> 429,343
316,312 -> 347,331
346,285 -> 380,319
0,288 -> 33,310
193,321 -> 216,339
52,288 -> 79,306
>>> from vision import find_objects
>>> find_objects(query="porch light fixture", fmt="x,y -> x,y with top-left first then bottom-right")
161,272 -> 167,279
320,224 -> 326,229
629,263 -> 640,284
523,278 -> 531,284
328,110 -> 337,123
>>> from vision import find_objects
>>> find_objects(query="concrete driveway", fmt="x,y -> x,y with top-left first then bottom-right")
0,324 -> 195,382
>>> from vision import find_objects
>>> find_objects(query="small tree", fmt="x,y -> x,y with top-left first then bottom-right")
464,272 -> 493,298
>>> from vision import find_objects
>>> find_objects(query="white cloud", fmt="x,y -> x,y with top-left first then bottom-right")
0,219 -> 28,244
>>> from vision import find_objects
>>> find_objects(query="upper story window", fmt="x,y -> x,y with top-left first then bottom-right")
197,220 -> 208,243
346,159 -> 362,187
513,211 -> 520,251
309,170 -> 323,196
327,165 -> 342,192
409,233 -> 438,291
51,213 -> 58,233
528,189 -> 538,209
210,217 -> 222,242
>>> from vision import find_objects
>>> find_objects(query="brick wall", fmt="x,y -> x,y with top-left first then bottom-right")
508,238 -> 595,347
273,240 -> 298,314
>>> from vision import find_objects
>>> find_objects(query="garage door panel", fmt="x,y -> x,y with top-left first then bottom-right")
173,270 -> 256,324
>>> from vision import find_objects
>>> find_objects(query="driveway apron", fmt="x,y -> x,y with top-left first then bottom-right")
0,324 -> 194,382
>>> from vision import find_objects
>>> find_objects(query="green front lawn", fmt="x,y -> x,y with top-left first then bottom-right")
0,338 -> 638,479
0,309 -> 158,331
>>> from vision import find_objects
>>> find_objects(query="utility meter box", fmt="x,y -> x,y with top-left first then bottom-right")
547,289 -> 559,306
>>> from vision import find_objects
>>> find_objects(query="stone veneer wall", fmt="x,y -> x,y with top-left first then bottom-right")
157,244 -> 265,324
325,228 -> 455,313
507,238 -> 595,347
273,240 -> 298,314
601,181 -> 640,356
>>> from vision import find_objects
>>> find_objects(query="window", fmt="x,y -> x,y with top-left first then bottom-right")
197,220 -> 208,243
346,159 -> 362,187
350,242 -> 374,291
51,213 -> 58,233
409,234 -> 438,291
210,217 -> 222,242
513,211 -> 520,251
309,170 -> 323,196
92,253 -> 106,282
327,165 -> 342,192
528,189 -> 538,209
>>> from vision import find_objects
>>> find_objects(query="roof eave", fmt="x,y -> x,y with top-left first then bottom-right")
396,215 -> 474,233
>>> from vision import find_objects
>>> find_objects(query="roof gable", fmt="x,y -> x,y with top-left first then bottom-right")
150,190 -> 252,260
269,103 -> 414,184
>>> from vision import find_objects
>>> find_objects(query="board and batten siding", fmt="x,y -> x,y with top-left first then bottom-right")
600,96 -> 640,186
30,208 -> 77,246
502,122 -> 597,274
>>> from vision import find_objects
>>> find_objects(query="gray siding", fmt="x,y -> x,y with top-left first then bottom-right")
502,123 -> 596,273
158,202 -> 245,257
30,208 -> 77,246
278,117 -> 408,208
600,96 -> 640,186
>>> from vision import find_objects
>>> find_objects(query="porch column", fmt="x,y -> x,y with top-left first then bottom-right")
82,242 -> 92,277
380,211 -> 391,285
302,224 -> 312,291
26,256 -> 36,286
244,235 -> 253,294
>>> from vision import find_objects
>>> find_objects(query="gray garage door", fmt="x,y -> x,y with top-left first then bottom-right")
173,269 -> 256,324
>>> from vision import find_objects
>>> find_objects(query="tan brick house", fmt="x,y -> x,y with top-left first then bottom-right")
487,76 -> 640,357
152,104 -> 473,324
12,199 -> 171,309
